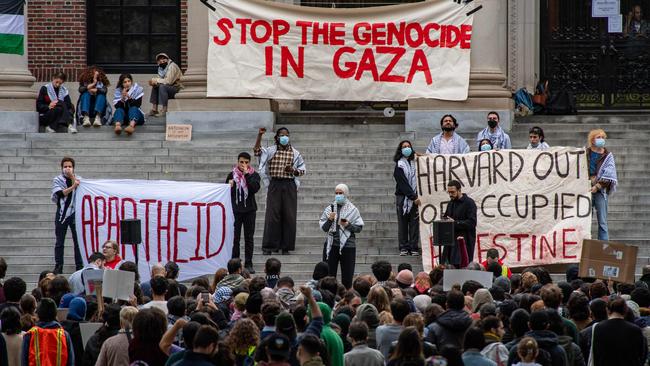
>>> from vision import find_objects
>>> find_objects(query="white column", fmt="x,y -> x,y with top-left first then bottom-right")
0,3 -> 37,131
508,0 -> 540,92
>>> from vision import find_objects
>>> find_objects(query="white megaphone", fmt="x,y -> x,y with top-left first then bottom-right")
383,107 -> 395,117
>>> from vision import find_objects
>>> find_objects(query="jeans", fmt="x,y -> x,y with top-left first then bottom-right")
593,191 -> 609,240
79,92 -> 106,117
149,84 -> 179,107
396,195 -> 420,252
54,212 -> 84,270
113,106 -> 145,125
232,211 -> 256,266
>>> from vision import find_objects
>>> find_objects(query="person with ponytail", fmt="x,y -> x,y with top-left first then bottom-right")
393,140 -> 421,257
513,337 -> 541,366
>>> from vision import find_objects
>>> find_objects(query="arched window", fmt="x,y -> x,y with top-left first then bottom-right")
87,0 -> 181,73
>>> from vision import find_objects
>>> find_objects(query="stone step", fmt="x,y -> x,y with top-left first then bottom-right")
516,115 -> 650,124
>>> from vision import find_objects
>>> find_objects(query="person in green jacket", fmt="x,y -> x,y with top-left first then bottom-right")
310,302 -> 344,366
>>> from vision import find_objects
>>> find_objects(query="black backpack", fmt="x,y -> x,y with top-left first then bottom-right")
545,89 -> 577,115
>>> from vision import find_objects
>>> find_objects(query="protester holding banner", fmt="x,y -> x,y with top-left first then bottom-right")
476,112 -> 511,150
442,180 -> 477,268
52,157 -> 84,274
112,73 -> 145,136
226,152 -> 261,274
527,126 -> 550,150
319,184 -> 364,290
587,129 -> 618,241
393,141 -> 421,257
425,115 -> 470,154
37,72 -> 75,133
254,127 -> 306,256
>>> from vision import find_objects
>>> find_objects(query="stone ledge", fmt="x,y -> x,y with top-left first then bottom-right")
166,111 -> 275,132
0,111 -> 39,133
406,109 -> 513,135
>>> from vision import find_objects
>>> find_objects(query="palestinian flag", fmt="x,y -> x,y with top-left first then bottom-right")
0,0 -> 25,55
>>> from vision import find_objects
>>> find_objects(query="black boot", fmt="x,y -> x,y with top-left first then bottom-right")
53,265 -> 63,275
245,263 -> 255,274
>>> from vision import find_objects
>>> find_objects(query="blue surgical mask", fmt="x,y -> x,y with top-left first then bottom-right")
480,144 -> 492,151
401,147 -> 412,157
335,194 -> 346,204
279,135 -> 290,146
594,138 -> 606,148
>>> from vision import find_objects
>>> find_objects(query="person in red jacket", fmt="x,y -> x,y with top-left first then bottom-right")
481,249 -> 512,278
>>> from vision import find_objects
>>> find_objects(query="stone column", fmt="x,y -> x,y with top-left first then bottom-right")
406,0 -> 514,134
508,0 -> 540,92
167,0 -> 276,131
0,3 -> 37,132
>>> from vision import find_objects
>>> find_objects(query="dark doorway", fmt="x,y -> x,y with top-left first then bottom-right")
540,0 -> 650,109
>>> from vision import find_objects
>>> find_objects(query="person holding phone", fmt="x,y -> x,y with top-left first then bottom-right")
51,157 -> 84,274
319,184 -> 364,289
254,127 -> 306,256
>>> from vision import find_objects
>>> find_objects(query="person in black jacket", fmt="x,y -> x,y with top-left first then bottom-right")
36,72 -> 75,133
442,180 -> 477,267
111,73 -> 145,136
393,140 -> 421,257
226,152 -> 261,274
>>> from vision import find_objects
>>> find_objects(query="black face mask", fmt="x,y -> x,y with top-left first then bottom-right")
488,120 -> 498,128
159,62 -> 168,69
442,126 -> 455,132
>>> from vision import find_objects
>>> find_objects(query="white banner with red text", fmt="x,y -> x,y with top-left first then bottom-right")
417,147 -> 592,272
206,0 -> 475,101
74,179 -> 234,282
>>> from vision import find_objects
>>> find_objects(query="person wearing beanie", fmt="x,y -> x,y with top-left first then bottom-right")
332,313 -> 352,352
413,295 -> 432,314
396,270 -> 414,289
61,297 -> 86,366
319,183 -> 364,290
353,303 -> 380,349
313,302 -> 344,366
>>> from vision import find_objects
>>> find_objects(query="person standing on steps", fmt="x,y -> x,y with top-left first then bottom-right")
226,152 -> 261,274
319,183 -> 364,290
425,114 -> 471,154
51,157 -> 84,274
476,111 -> 511,150
587,129 -> 617,241
393,140 -> 421,257
254,127 -> 306,256
148,52 -> 183,118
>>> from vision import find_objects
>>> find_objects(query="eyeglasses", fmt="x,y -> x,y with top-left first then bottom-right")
103,246 -> 114,250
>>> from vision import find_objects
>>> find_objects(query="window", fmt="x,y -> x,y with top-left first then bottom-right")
87,0 -> 181,73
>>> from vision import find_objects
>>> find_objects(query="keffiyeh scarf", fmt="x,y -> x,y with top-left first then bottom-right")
320,200 -> 364,260
232,165 -> 255,206
46,82 -> 68,102
112,83 -> 144,106
478,126 -> 508,149
397,157 -> 417,215
596,152 -> 618,193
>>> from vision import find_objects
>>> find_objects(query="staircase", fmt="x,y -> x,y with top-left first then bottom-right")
0,113 -> 647,290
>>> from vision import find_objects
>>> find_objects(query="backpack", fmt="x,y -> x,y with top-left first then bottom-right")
514,88 -> 534,111
546,89 -> 577,115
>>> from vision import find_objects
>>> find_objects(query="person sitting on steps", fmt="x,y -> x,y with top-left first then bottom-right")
78,66 -> 110,128
112,73 -> 145,136
148,52 -> 183,118
37,72 -> 75,134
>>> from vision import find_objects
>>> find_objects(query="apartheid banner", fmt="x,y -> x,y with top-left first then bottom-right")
206,0 -> 476,101
417,147 -> 592,272
74,179 -> 234,282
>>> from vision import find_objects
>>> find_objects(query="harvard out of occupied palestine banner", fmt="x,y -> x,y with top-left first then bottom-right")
74,179 -> 234,282
206,0 -> 475,101
417,147 -> 592,272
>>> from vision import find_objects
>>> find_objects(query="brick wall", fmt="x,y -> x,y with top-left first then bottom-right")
28,0 -> 188,82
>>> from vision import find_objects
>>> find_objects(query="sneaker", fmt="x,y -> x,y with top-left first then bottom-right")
68,125 -> 78,134
147,109 -> 159,117
82,115 -> 91,127
45,126 -> 56,133
93,115 -> 102,127
124,125 -> 135,135
400,250 -> 409,256
411,251 -> 420,256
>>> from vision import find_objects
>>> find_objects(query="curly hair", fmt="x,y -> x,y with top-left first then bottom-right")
78,66 -> 110,86
226,318 -> 260,354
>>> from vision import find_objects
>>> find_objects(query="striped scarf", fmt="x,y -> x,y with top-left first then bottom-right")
477,126 -> 508,149
397,157 -> 417,215
319,200 -> 363,259
596,152 -> 618,193
232,165 -> 255,206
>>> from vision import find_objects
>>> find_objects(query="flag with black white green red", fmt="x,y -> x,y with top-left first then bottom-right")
0,0 -> 25,55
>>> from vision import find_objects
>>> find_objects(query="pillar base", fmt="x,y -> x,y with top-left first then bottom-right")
167,98 -> 277,132
0,99 -> 39,132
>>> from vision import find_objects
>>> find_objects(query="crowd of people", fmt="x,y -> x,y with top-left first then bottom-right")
2,253 -> 650,366
37,53 -> 183,136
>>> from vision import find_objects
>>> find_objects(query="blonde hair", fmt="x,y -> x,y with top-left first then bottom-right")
367,286 -> 391,314
587,129 -> 607,147
120,306 -> 138,329
403,313 -> 425,336
379,311 -> 394,325
517,336 -> 539,362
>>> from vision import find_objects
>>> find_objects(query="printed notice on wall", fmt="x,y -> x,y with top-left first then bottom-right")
608,14 -> 623,33
593,0 -> 620,17
166,124 -> 192,141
